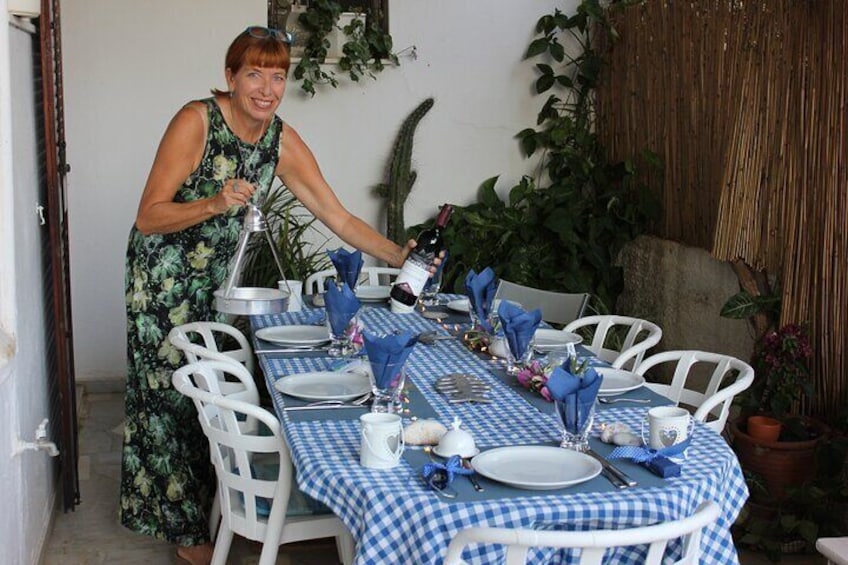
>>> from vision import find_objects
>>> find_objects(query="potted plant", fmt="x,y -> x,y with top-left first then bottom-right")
728,323 -> 828,500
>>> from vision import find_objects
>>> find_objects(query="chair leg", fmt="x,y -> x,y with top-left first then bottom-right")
211,525 -> 233,565
336,529 -> 355,565
208,488 -> 221,540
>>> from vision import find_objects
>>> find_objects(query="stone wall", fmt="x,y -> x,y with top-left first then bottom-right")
615,235 -> 754,362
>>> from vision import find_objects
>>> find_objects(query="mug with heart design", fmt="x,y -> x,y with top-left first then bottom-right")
360,413 -> 405,469
642,406 -> 693,450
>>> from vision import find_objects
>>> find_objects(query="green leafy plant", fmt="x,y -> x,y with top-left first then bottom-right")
240,184 -> 331,287
292,0 -> 396,96
411,0 -> 659,312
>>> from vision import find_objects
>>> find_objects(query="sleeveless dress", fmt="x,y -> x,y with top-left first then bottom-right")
119,98 -> 283,545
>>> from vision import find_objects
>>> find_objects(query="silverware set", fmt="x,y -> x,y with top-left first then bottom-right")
434,373 -> 491,404
283,393 -> 372,412
598,397 -> 651,404
586,448 -> 637,489
427,449 -> 484,493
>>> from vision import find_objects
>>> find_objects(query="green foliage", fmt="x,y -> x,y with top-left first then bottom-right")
240,184 -> 331,287
411,0 -> 659,311
373,98 -> 435,244
720,289 -> 781,321
292,1 -> 396,96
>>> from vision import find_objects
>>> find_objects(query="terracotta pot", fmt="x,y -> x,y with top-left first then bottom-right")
730,416 -> 829,500
747,415 -> 783,443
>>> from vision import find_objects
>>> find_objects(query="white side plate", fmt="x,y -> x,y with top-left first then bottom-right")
534,329 -> 583,352
355,285 -> 391,302
274,371 -> 371,401
471,446 -> 602,490
596,367 -> 646,397
255,325 -> 330,346
446,299 -> 470,313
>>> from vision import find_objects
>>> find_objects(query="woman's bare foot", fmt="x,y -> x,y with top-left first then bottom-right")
176,542 -> 214,565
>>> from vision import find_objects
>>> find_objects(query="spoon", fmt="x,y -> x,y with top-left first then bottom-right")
598,397 -> 651,404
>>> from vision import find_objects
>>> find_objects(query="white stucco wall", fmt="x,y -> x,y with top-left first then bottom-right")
0,13 -> 59,565
61,0 -> 568,382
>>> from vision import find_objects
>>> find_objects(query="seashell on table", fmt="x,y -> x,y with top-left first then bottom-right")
404,419 -> 448,446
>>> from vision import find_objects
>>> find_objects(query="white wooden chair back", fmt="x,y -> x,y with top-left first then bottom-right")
443,500 -> 720,565
168,321 -> 255,375
493,279 -> 589,326
304,266 -> 401,295
635,350 -> 755,433
564,315 -> 663,370
172,361 -> 353,565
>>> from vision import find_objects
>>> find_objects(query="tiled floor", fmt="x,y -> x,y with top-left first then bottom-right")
42,390 -> 824,564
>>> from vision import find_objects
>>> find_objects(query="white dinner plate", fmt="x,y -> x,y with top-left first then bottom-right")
355,285 -> 391,302
533,329 -> 583,352
273,371 -> 371,401
446,298 -> 471,313
255,325 -> 330,346
596,367 -> 646,397
471,446 -> 602,490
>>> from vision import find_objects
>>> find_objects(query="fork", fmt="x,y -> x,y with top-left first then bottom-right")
295,393 -> 372,408
598,397 -> 651,404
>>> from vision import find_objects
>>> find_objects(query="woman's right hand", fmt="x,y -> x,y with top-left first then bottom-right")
212,178 -> 256,214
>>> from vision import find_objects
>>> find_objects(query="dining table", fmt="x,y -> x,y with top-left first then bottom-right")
250,295 -> 749,564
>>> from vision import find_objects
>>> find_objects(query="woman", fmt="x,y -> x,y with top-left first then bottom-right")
120,27 -> 420,564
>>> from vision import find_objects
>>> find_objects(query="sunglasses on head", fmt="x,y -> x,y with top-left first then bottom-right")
246,26 -> 293,44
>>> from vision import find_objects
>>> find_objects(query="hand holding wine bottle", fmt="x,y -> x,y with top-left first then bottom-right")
390,203 -> 453,313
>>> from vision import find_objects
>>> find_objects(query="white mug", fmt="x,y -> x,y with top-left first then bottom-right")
278,280 -> 303,313
360,413 -> 405,469
643,406 -> 692,450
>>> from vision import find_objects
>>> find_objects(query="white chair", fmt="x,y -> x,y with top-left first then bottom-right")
564,315 -> 663,370
173,360 -> 355,565
443,500 -> 720,565
635,351 -> 755,434
493,279 -> 590,326
304,266 -> 401,295
817,537 -> 848,565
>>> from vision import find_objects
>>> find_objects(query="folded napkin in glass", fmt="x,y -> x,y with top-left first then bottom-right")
547,363 -> 602,435
464,267 -> 497,331
363,331 -> 417,389
497,301 -> 542,360
422,455 -> 472,490
324,281 -> 361,335
607,439 -> 689,478
328,247 -> 364,290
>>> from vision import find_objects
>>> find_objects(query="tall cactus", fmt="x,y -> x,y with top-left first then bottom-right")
374,97 -> 435,244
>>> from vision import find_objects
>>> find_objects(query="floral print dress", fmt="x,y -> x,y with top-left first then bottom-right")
120,98 -> 282,545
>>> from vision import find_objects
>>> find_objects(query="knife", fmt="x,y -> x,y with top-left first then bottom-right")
587,448 -> 637,487
256,347 -> 331,355
599,468 -> 628,489
284,403 -> 367,412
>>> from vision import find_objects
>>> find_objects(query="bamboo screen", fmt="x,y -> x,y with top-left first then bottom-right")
596,1 -> 847,419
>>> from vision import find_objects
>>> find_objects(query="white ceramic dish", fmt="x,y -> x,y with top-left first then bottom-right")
255,325 -> 330,347
534,329 -> 583,352
470,446 -> 602,490
432,445 -> 480,459
446,298 -> 471,314
596,367 -> 646,397
274,371 -> 371,401
355,285 -> 391,302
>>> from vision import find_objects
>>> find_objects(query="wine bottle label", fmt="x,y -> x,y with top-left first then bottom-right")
393,261 -> 430,300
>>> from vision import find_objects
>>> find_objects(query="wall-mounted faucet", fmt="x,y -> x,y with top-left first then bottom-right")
14,418 -> 60,457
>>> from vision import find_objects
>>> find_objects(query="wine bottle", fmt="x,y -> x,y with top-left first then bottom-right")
390,203 -> 453,313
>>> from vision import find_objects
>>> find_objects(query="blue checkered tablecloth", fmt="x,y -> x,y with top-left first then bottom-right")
252,302 -> 748,564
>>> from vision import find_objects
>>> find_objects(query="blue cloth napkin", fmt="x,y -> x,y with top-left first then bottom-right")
324,281 -> 361,335
363,331 -> 417,389
464,267 -> 497,331
421,455 -> 471,490
546,364 -> 602,433
497,301 -> 542,359
328,248 -> 364,290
